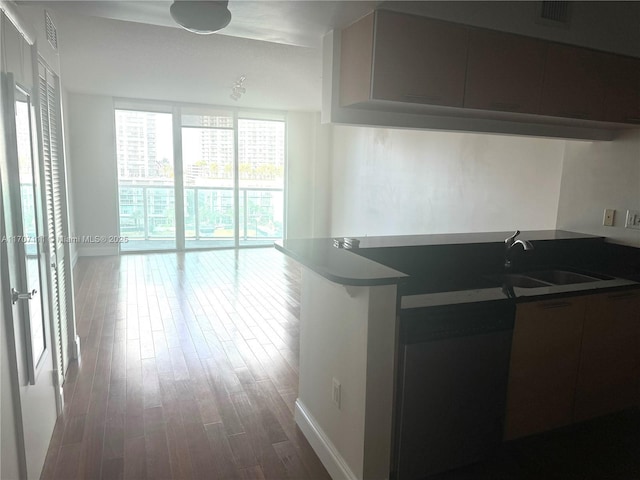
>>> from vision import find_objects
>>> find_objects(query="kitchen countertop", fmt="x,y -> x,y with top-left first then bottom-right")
274,238 -> 408,286
275,231 -> 639,306
351,229 -> 601,248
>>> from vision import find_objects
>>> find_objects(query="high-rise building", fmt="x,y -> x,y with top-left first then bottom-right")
116,110 -> 172,184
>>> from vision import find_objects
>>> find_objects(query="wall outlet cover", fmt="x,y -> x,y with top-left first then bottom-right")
603,208 -> 615,227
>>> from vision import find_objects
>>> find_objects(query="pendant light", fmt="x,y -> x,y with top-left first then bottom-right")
170,0 -> 232,34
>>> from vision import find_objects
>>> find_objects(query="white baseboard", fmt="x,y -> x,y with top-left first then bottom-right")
77,246 -> 118,257
295,399 -> 358,480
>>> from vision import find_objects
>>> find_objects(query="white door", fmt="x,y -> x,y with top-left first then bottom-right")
1,72 -> 58,479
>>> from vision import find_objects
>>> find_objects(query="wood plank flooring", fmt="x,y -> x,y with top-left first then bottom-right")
41,248 -> 330,480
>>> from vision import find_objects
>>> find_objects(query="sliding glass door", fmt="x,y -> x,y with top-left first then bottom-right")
116,109 -> 175,252
238,118 -> 285,246
115,105 -> 285,252
182,110 -> 235,249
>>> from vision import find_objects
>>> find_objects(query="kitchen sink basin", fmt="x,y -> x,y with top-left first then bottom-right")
524,269 -> 610,285
486,274 -> 551,288
485,269 -> 614,289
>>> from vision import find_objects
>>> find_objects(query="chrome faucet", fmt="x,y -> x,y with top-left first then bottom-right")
504,230 -> 534,269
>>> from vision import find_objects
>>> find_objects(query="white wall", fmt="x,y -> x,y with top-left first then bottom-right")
14,4 -> 61,73
557,129 -> 640,247
297,269 -> 396,479
330,126 -> 566,237
286,111 -> 332,239
53,10 -> 321,111
66,93 -> 119,256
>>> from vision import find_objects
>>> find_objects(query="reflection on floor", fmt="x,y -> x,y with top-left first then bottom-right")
119,239 -> 276,252
41,248 -> 329,479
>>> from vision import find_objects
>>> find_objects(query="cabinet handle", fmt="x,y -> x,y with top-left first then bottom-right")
607,291 -> 639,300
559,112 -> 588,119
540,301 -> 572,309
403,93 -> 442,103
490,101 -> 521,112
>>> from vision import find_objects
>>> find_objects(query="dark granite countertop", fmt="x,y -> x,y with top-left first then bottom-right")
274,238 -> 408,286
352,230 -> 601,249
275,231 -> 639,305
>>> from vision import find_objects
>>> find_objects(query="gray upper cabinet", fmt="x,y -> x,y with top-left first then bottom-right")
602,55 -> 640,124
539,44 -> 607,121
338,9 -> 640,130
464,29 -> 546,115
340,11 -> 469,108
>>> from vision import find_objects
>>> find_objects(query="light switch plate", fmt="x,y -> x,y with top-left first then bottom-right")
603,209 -> 615,227
332,377 -> 341,409
625,210 -> 640,230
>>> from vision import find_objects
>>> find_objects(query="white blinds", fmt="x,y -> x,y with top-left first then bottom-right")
38,61 -> 71,386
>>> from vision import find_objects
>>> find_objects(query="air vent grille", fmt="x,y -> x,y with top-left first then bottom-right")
540,1 -> 570,24
45,11 -> 58,50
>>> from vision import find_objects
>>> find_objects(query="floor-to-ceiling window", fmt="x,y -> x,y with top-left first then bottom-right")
238,117 -> 285,246
115,104 -> 286,252
116,109 -> 175,252
182,109 -> 236,249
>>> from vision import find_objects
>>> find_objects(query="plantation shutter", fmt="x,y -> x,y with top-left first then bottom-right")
38,60 -> 73,386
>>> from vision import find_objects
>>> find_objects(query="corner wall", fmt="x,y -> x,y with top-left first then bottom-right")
287,111 -> 332,239
556,129 -> 640,247
329,125 -> 566,237
66,93 -> 119,256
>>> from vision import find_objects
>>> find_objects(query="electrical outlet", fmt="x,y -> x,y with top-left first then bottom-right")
603,209 -> 615,227
332,378 -> 341,409
625,210 -> 640,230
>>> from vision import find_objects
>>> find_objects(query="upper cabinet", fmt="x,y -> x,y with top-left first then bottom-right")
540,44 -> 606,121
602,55 -> 640,124
340,11 -> 469,108
464,29 -> 546,115
337,10 -> 640,136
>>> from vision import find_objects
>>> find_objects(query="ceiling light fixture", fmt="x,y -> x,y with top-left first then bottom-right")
170,0 -> 231,34
230,74 -> 246,101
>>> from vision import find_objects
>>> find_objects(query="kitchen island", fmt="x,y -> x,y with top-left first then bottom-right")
275,231 -> 640,480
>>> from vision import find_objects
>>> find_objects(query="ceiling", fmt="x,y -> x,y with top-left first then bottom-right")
40,0 -> 382,48
33,1 -> 640,112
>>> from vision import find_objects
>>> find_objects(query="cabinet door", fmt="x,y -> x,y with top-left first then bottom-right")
464,29 -> 546,114
339,12 -> 375,107
371,11 -> 469,107
540,44 -> 606,121
504,298 -> 586,440
574,290 -> 640,422
602,55 -> 640,124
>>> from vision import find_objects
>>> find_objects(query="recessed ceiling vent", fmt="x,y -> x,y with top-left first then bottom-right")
539,1 -> 571,25
45,11 -> 58,50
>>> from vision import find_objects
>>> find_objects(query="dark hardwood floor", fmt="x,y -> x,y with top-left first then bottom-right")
41,248 -> 330,480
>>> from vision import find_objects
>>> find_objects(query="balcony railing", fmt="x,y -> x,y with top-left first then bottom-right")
118,184 -> 283,244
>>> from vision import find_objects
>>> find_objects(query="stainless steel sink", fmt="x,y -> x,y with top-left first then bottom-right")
486,274 -> 551,288
485,269 -> 613,288
524,270 -> 608,285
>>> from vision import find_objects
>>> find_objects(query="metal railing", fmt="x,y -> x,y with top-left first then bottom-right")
118,184 -> 283,243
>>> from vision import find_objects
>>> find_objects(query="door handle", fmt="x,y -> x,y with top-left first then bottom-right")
11,288 -> 37,305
